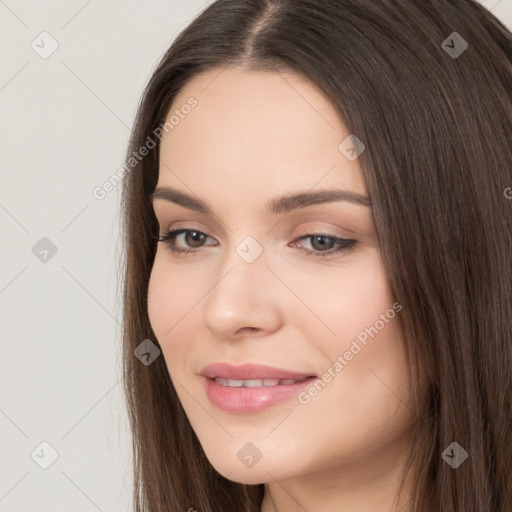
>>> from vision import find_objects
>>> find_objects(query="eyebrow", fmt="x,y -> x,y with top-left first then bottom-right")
149,185 -> 371,215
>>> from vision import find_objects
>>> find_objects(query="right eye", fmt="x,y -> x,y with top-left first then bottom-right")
154,228 -> 217,257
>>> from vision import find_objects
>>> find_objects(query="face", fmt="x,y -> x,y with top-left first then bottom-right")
147,67 -> 414,486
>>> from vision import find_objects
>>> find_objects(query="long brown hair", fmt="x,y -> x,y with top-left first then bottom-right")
119,1 -> 512,510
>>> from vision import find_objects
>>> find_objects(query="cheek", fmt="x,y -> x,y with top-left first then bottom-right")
309,251 -> 395,343
146,260 -> 186,345
146,259 -> 202,367
147,264 -> 167,337
305,251 -> 407,404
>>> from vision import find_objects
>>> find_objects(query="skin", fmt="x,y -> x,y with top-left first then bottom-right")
147,67 -> 415,512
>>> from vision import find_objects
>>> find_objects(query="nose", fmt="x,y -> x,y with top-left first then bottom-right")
202,244 -> 283,339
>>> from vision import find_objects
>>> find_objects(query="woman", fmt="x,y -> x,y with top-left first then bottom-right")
119,1 -> 512,510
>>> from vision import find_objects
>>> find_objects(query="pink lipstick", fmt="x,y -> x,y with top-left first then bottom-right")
200,362 -> 317,413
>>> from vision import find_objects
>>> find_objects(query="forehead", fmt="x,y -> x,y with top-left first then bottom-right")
157,67 -> 366,201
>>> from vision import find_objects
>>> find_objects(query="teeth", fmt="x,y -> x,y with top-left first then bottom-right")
214,377 -> 307,388
245,379 -> 265,387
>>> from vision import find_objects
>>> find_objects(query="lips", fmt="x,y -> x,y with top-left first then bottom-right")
214,377 -> 306,387
200,362 -> 316,381
199,362 -> 318,413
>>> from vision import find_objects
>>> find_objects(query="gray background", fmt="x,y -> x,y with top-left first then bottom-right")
0,1 -> 510,511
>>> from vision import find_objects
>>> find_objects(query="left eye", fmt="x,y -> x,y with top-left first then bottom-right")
153,229 -> 358,259
292,233 -> 358,258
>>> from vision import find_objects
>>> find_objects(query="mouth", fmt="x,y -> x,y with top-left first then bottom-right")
200,361 -> 317,381
200,362 -> 318,413
212,376 -> 312,388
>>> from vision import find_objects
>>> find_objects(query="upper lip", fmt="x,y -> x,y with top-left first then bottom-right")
200,362 -> 316,381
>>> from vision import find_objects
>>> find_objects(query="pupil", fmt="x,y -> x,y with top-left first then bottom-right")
312,235 -> 332,251
187,231 -> 204,247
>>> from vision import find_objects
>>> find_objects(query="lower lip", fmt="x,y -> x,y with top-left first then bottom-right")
203,377 -> 317,413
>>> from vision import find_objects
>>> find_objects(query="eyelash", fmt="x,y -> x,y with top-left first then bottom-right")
153,228 -> 358,260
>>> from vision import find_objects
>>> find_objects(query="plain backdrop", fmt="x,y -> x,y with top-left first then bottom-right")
1,1 -> 511,511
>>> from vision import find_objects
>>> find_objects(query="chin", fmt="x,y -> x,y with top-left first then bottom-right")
208,456 -> 279,485
220,468 -> 269,485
